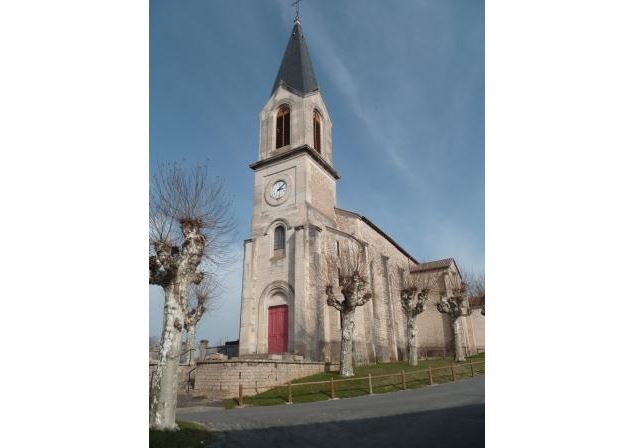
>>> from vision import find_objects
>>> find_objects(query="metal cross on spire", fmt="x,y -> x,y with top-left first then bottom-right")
292,0 -> 303,24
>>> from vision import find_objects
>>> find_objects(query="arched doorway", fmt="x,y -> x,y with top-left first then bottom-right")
268,304 -> 288,354
256,281 -> 294,355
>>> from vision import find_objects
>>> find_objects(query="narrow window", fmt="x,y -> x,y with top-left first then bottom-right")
276,105 -> 290,148
274,225 -> 285,254
313,110 -> 322,153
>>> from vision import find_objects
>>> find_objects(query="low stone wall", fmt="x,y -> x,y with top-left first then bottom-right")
193,359 -> 336,399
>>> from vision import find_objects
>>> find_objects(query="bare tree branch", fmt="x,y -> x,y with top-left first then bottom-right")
325,285 -> 344,311
149,162 -> 236,276
463,269 -> 485,299
396,266 -> 438,366
435,266 -> 474,362
149,162 -> 235,430
323,243 -> 372,377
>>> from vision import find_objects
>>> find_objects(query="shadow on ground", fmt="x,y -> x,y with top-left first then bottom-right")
209,403 -> 484,448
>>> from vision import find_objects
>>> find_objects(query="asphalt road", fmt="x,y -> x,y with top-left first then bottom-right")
179,377 -> 485,448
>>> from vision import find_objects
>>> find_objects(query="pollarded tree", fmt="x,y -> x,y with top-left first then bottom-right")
324,244 -> 372,377
436,273 -> 469,362
399,269 -> 434,366
149,163 -> 233,430
183,275 -> 219,365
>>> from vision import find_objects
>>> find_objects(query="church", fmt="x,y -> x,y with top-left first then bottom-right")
237,18 -> 484,364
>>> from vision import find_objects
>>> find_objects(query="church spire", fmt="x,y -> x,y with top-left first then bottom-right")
271,20 -> 319,96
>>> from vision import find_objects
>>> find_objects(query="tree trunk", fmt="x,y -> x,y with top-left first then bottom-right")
340,310 -> 355,377
149,285 -> 184,430
453,317 -> 465,362
407,314 -> 418,366
185,325 -> 197,365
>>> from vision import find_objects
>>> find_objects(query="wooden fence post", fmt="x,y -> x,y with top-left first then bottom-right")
238,384 -> 243,406
470,361 -> 475,377
330,377 -> 335,399
368,373 -> 373,395
287,382 -> 293,404
451,365 -> 456,382
428,367 -> 433,385
401,370 -> 406,390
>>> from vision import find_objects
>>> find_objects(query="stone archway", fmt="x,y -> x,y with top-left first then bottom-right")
256,281 -> 295,354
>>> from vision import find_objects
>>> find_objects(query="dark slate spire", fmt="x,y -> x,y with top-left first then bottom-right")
271,21 -> 319,96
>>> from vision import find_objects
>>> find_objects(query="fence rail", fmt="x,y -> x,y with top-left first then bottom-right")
235,360 -> 485,405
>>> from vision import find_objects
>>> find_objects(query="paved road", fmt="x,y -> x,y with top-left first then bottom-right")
179,377 -> 484,448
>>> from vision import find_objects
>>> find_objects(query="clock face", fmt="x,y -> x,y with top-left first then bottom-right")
271,180 -> 287,199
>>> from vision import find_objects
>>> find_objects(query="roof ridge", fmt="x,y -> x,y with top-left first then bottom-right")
335,207 -> 418,264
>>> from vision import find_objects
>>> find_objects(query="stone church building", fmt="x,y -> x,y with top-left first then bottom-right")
238,19 -> 484,364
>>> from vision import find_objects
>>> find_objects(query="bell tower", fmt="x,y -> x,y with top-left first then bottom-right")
256,20 -> 334,166
248,17 -> 339,227
239,17 -> 339,359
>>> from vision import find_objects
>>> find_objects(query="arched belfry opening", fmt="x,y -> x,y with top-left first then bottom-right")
276,105 -> 290,148
313,110 -> 322,153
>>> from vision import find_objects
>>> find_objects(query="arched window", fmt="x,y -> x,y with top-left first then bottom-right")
276,105 -> 290,148
313,110 -> 322,153
274,225 -> 285,254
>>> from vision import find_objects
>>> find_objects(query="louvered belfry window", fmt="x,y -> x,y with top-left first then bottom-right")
276,105 -> 290,148
313,110 -> 322,153
274,225 -> 285,251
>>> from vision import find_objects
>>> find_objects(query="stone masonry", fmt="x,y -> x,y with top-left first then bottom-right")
193,359 -> 336,399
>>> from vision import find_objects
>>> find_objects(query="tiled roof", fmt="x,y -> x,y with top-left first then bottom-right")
469,295 -> 485,307
411,258 -> 455,273
334,208 -> 418,264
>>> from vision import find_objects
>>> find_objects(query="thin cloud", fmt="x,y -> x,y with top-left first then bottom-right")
274,0 -> 418,184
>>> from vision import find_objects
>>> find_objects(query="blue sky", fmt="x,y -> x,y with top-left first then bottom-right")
150,0 -> 484,343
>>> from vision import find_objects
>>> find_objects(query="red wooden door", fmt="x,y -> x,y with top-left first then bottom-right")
268,305 -> 288,354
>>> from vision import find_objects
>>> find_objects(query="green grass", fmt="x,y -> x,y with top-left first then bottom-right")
149,420 -> 215,448
224,353 -> 484,409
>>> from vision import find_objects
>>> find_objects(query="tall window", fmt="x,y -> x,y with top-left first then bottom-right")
274,225 -> 285,253
276,105 -> 290,148
313,110 -> 322,153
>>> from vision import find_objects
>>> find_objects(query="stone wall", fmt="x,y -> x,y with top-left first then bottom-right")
193,359 -> 335,399
465,311 -> 485,354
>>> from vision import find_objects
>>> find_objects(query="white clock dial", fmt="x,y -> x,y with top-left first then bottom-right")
271,180 -> 287,199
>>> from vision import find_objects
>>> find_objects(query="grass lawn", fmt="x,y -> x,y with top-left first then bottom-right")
224,352 -> 484,409
149,420 -> 215,448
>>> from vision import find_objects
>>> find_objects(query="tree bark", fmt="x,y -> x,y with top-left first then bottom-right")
453,317 -> 465,362
149,284 -> 184,430
185,326 -> 197,365
406,314 -> 418,366
340,310 -> 355,377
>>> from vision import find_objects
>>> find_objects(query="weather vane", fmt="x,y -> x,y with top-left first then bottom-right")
292,0 -> 303,23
